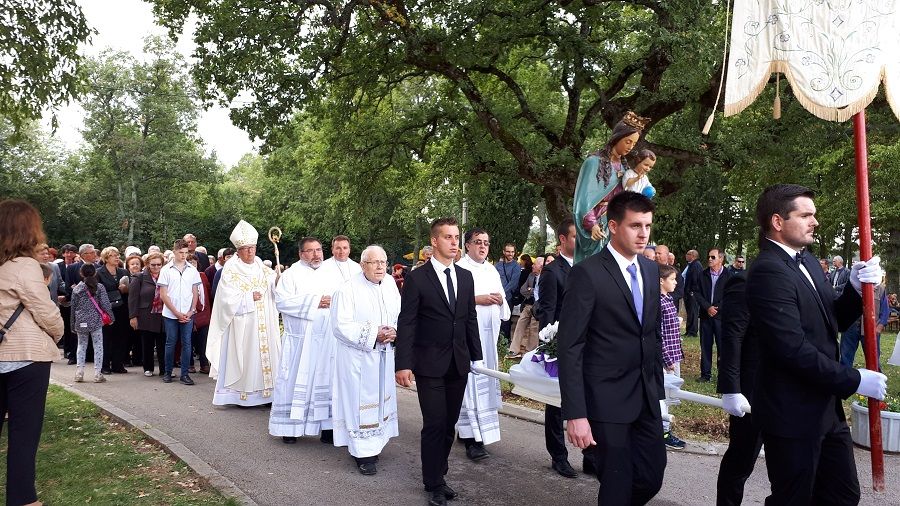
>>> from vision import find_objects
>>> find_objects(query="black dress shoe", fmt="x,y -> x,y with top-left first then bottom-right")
465,444 -> 489,461
439,484 -> 458,500
67,358 -> 77,365
282,436 -> 297,444
427,490 -> 447,506
101,368 -> 112,375
112,368 -> 128,374
162,374 -> 173,383
552,459 -> 578,478
697,376 -> 711,383
179,375 -> 195,385
357,462 -> 377,475
320,430 -> 333,444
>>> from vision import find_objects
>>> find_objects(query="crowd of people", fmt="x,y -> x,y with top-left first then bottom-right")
1,180 -> 898,506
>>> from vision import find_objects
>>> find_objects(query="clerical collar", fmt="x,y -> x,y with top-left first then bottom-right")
766,238 -> 802,257
464,254 -> 485,265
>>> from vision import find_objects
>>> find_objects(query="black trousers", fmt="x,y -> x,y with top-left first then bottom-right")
700,318 -> 723,380
102,305 -> 130,371
588,401 -> 667,506
762,421 -> 860,506
141,330 -> 165,374
545,404 -> 567,461
0,361 -> 51,505
415,366 -> 467,491
190,325 -> 209,367
60,305 -> 76,358
685,295 -> 699,336
717,413 -> 763,506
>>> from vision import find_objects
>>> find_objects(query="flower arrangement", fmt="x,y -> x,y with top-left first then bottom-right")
531,321 -> 560,377
856,393 -> 900,413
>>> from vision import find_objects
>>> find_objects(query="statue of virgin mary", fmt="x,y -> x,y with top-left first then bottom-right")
572,111 -> 649,263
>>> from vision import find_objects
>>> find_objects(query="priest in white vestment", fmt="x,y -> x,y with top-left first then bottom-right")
206,220 -> 282,406
268,237 -> 346,443
455,228 -> 509,461
319,235 -> 362,283
330,245 -> 400,476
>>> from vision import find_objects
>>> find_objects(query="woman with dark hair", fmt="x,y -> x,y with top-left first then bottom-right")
70,263 -> 112,383
97,246 -> 130,374
0,199 -> 65,506
573,111 -> 649,262
129,252 -> 165,376
123,255 -> 144,366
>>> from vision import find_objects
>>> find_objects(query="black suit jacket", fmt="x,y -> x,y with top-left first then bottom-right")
557,248 -> 664,424
695,267 -> 732,320
395,262 -> 482,378
534,258 -> 571,331
683,260 -> 702,297
831,267 -> 850,296
746,242 -> 862,438
717,272 -> 759,399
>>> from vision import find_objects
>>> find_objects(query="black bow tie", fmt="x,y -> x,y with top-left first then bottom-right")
794,251 -> 806,265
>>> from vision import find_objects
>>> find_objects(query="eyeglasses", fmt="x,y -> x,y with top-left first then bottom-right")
302,248 -> 323,254
709,255 -> 718,260
364,260 -> 387,266
470,240 -> 490,246
736,260 -> 745,264
149,263 -> 162,267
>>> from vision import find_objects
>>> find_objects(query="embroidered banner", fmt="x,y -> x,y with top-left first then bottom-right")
724,0 -> 900,122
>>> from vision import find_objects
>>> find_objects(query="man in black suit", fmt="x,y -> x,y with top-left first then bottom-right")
395,217 -> 482,506
831,255 -> 851,296
654,245 -> 684,310
695,248 -> 732,382
746,184 -> 886,505
715,271 -> 762,505
558,192 -> 666,505
683,249 -> 703,336
533,217 -> 577,478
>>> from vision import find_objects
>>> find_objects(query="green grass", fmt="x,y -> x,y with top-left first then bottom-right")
0,385 -> 240,506
499,323 -> 900,443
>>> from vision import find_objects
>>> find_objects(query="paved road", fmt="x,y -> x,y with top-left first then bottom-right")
49,360 -> 899,505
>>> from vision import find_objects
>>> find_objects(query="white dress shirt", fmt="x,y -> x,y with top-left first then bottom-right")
767,238 -> 816,289
606,243 -> 644,295
430,256 -> 458,305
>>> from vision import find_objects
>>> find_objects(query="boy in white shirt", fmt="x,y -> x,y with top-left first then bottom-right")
157,239 -> 201,385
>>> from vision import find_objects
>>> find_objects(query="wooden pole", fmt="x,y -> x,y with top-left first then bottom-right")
852,110 -> 885,492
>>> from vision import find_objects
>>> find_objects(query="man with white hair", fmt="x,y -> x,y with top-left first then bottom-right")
184,233 -> 211,272
455,228 -> 509,461
831,255 -> 850,296
269,237 -> 346,444
206,220 -> 281,405
320,235 -> 362,282
330,245 -> 401,475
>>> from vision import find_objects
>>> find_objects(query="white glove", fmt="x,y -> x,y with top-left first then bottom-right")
855,369 -> 887,400
850,256 -> 883,294
722,393 -> 749,417
470,360 -> 485,373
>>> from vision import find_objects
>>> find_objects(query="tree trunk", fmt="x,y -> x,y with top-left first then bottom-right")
127,175 -> 137,245
543,185 -> 571,231
842,224 -> 854,261
886,227 -> 900,294
536,200 -> 548,254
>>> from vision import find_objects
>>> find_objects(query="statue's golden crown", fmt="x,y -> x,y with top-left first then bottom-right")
621,111 -> 650,130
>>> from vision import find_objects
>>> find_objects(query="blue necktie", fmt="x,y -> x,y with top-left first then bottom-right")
627,263 -> 643,324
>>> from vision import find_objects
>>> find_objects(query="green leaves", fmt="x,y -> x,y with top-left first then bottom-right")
0,0 -> 93,133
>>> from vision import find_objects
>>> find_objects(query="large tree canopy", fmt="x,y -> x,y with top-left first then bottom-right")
151,0 -> 724,224
0,0 -> 93,131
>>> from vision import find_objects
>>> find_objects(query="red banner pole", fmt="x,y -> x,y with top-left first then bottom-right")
852,110 -> 884,492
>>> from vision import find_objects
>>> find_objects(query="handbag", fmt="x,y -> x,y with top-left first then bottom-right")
0,303 -> 25,343
87,290 -> 113,326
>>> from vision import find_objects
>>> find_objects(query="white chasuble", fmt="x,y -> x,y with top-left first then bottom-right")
268,262 -> 344,437
206,255 -> 281,406
455,255 -> 510,445
330,272 -> 401,458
